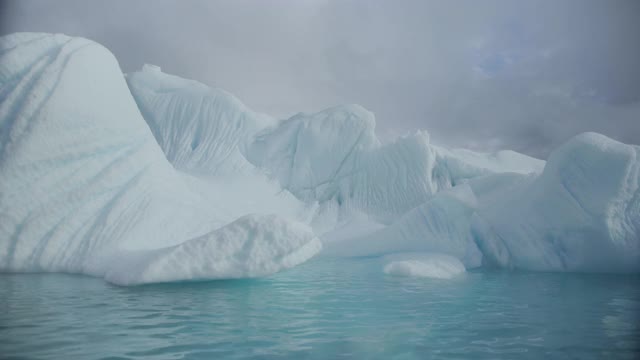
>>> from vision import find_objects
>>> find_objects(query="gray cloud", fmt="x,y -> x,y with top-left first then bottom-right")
1,0 -> 639,158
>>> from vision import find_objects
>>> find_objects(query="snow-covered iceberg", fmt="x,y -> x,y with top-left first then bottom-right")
0,32 -> 638,282
0,33 -> 320,284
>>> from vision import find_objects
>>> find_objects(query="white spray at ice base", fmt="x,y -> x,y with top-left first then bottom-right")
0,33 -> 638,285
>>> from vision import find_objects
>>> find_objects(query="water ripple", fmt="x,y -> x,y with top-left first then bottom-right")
1,258 -> 639,359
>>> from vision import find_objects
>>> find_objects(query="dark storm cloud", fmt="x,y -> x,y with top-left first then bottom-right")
1,0 -> 639,158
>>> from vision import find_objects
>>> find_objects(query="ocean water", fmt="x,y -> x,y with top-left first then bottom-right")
1,257 -> 638,359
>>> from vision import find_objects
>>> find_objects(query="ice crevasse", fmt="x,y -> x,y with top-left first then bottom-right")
0,32 -> 639,284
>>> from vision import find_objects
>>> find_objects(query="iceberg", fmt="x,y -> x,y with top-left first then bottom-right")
0,32 -> 638,282
0,33 -> 319,284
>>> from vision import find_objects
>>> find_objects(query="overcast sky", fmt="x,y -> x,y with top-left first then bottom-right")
1,0 -> 639,158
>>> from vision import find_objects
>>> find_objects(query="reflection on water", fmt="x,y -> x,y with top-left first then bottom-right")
1,257 -> 639,359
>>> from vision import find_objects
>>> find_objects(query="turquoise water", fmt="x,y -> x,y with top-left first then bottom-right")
1,257 -> 639,359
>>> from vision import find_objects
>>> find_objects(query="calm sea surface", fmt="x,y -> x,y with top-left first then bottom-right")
1,257 -> 639,359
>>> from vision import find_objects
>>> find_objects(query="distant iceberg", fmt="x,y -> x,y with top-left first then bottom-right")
0,33 -> 638,285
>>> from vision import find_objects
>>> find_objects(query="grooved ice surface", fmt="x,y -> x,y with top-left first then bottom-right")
332,134 -> 640,272
126,65 -> 275,176
473,133 -> 640,272
0,33 -> 320,284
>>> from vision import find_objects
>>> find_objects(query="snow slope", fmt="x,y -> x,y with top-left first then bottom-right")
0,33 -> 320,284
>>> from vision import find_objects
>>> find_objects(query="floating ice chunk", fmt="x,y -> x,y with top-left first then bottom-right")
383,253 -> 465,279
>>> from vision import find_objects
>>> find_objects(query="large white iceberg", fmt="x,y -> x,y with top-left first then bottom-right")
0,32 -> 638,283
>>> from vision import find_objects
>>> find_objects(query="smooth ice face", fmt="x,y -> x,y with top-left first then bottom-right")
382,253 -> 466,279
0,33 -> 320,284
